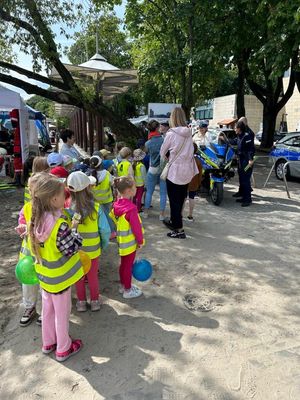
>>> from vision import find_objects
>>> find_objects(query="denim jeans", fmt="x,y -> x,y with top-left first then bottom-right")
144,172 -> 167,211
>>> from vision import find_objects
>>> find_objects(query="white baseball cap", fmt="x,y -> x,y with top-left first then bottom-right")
67,171 -> 96,192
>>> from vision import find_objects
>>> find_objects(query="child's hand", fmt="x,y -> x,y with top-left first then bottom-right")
137,243 -> 143,250
15,224 -> 27,238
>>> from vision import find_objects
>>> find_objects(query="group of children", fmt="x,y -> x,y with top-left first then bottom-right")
15,145 -> 146,362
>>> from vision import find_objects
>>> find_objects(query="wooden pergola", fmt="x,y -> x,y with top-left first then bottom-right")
50,53 -> 138,155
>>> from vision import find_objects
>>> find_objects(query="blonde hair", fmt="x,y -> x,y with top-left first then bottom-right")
114,176 -> 135,194
169,107 -> 187,128
28,172 -> 50,198
32,157 -> 49,174
29,175 -> 65,261
70,187 -> 96,222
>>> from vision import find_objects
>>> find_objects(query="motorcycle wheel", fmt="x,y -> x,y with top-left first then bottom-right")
210,182 -> 223,205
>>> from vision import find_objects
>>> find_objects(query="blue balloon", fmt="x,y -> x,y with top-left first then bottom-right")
132,259 -> 152,282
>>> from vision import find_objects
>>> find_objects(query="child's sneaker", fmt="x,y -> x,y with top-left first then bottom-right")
76,300 -> 87,312
56,339 -> 83,362
36,315 -> 42,326
90,299 -> 101,312
159,215 -> 165,221
123,286 -> 143,299
42,343 -> 56,354
187,216 -> 194,222
19,306 -> 36,327
118,284 -> 125,294
140,211 -> 148,219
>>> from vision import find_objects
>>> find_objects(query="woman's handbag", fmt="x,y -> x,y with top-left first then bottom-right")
160,136 -> 188,181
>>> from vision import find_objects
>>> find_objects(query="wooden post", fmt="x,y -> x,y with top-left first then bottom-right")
88,111 -> 94,155
82,109 -> 88,152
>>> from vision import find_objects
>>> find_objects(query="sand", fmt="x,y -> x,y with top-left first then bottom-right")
0,158 -> 300,400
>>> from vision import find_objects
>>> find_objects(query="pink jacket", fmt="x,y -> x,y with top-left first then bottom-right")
112,198 -> 144,245
160,127 -> 198,185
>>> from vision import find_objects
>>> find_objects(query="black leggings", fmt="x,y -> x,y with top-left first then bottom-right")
166,179 -> 188,230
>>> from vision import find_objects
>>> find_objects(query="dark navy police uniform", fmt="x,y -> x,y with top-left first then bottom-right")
237,131 -> 255,203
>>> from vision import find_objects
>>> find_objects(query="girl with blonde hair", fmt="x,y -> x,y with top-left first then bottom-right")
29,175 -> 84,361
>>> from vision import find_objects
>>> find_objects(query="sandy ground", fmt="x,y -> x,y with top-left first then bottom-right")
0,157 -> 300,400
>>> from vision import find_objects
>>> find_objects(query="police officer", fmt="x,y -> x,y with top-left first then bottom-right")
233,121 -> 255,207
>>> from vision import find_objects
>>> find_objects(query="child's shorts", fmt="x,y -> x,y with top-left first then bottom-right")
188,191 -> 197,199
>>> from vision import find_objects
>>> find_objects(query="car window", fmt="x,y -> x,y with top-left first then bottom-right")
282,136 -> 299,145
291,138 -> 300,147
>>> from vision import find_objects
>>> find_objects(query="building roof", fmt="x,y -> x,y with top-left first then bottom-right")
217,118 -> 238,126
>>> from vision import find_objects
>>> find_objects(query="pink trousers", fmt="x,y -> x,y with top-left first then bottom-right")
42,288 -> 72,353
133,186 -> 144,212
75,257 -> 100,301
120,251 -> 136,289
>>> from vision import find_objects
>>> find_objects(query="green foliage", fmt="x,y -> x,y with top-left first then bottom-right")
26,95 -> 55,117
68,13 -> 132,68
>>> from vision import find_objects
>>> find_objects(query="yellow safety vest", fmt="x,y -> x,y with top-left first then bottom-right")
92,172 -> 113,204
24,173 -> 32,204
110,210 -> 145,256
34,216 -> 83,293
117,160 -> 131,177
19,202 -> 33,260
77,203 -> 101,259
134,162 -> 144,187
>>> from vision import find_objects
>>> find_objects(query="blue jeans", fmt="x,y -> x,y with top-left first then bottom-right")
144,172 -> 167,211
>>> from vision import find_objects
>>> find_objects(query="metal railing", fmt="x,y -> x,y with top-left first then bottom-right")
263,159 -> 300,199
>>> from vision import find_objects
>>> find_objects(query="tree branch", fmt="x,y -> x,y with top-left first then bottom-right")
0,4 -> 76,90
0,72 -> 75,105
276,71 -> 295,112
247,79 -> 267,104
0,61 -> 69,91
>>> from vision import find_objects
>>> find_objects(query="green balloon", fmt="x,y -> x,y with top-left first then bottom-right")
15,256 -> 39,285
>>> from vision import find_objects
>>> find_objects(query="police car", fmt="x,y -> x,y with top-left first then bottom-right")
269,132 -> 300,180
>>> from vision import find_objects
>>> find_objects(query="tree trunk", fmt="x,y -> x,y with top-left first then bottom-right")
261,101 -> 277,148
236,61 -> 245,118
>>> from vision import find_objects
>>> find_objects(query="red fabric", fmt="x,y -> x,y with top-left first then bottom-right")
75,257 -> 100,301
120,251 -> 136,289
50,166 -> 68,178
148,131 -> 161,140
133,186 -> 144,212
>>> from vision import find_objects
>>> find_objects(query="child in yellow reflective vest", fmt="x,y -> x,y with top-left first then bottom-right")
110,176 -> 145,299
28,175 -> 84,362
66,171 -> 111,312
116,147 -> 134,177
132,149 -> 147,212
16,171 -> 49,327
89,155 -> 115,235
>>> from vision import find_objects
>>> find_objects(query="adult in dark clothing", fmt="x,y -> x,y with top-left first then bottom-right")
238,116 -> 255,138
233,121 -> 255,207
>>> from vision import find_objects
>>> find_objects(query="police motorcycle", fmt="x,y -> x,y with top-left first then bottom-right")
196,131 -> 235,205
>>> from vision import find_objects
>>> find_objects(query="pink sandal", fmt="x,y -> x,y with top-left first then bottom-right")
56,339 -> 83,362
42,343 -> 56,354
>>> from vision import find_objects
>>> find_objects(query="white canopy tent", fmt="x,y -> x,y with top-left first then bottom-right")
0,84 -> 25,110
0,84 -> 38,160
49,53 -> 138,116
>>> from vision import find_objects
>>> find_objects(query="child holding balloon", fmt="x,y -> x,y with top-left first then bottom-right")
16,172 -> 49,327
66,171 -> 111,312
28,174 -> 84,362
110,176 -> 145,299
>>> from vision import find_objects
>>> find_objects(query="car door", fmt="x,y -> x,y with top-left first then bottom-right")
287,136 -> 300,178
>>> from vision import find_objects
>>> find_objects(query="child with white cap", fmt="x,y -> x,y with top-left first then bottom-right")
89,155 -> 115,234
66,171 -> 111,312
132,149 -> 147,212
